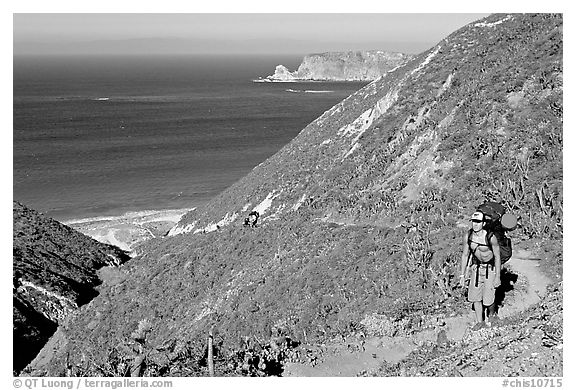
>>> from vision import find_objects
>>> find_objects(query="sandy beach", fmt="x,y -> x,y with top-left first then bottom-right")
63,208 -> 194,253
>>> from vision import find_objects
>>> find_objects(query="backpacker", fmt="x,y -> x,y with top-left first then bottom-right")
476,201 -> 517,264
243,211 -> 260,227
467,202 -> 517,286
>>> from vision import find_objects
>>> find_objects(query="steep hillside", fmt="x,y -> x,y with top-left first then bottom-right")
258,51 -> 413,81
13,202 -> 129,373
26,14 -> 562,376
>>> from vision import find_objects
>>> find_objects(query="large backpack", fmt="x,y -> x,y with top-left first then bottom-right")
473,201 -> 517,264
467,202 -> 517,286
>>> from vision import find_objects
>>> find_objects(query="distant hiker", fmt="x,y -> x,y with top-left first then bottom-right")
243,211 -> 260,227
459,210 -> 501,330
249,211 -> 259,227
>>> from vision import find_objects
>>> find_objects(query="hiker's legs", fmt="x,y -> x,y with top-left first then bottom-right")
467,265 -> 489,324
473,301 -> 484,323
468,266 -> 484,323
487,302 -> 497,317
484,267 -> 497,319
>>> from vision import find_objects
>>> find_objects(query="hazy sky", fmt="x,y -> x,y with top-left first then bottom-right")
13,13 -> 490,55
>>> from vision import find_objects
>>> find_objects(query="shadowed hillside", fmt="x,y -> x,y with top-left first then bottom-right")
13,202 -> 130,373
25,14 -> 562,377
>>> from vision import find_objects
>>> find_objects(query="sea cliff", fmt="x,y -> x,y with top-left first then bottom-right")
256,51 -> 413,82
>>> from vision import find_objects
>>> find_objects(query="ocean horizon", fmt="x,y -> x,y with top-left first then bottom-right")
13,54 -> 368,222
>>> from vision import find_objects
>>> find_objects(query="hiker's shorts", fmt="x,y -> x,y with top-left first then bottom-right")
467,264 -> 496,306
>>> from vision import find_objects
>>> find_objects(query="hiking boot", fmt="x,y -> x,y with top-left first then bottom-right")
472,322 -> 487,331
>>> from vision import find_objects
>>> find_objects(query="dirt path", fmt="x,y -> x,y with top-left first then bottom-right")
497,248 -> 551,318
283,248 -> 551,377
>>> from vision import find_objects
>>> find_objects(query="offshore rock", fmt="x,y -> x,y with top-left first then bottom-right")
259,51 -> 413,82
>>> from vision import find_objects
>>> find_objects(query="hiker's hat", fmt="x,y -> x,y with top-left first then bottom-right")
470,211 -> 484,222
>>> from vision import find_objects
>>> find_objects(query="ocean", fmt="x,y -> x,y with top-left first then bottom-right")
13,55 -> 367,222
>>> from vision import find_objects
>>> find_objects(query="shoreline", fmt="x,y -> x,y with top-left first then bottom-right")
64,207 -> 195,253
62,207 -> 193,226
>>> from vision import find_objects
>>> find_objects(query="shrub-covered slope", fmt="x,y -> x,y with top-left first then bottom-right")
13,201 -> 129,373
27,14 -> 562,376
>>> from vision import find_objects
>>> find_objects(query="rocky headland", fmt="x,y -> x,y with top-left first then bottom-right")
256,51 -> 413,82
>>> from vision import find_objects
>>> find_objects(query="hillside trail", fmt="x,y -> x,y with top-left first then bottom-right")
282,248 -> 551,377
